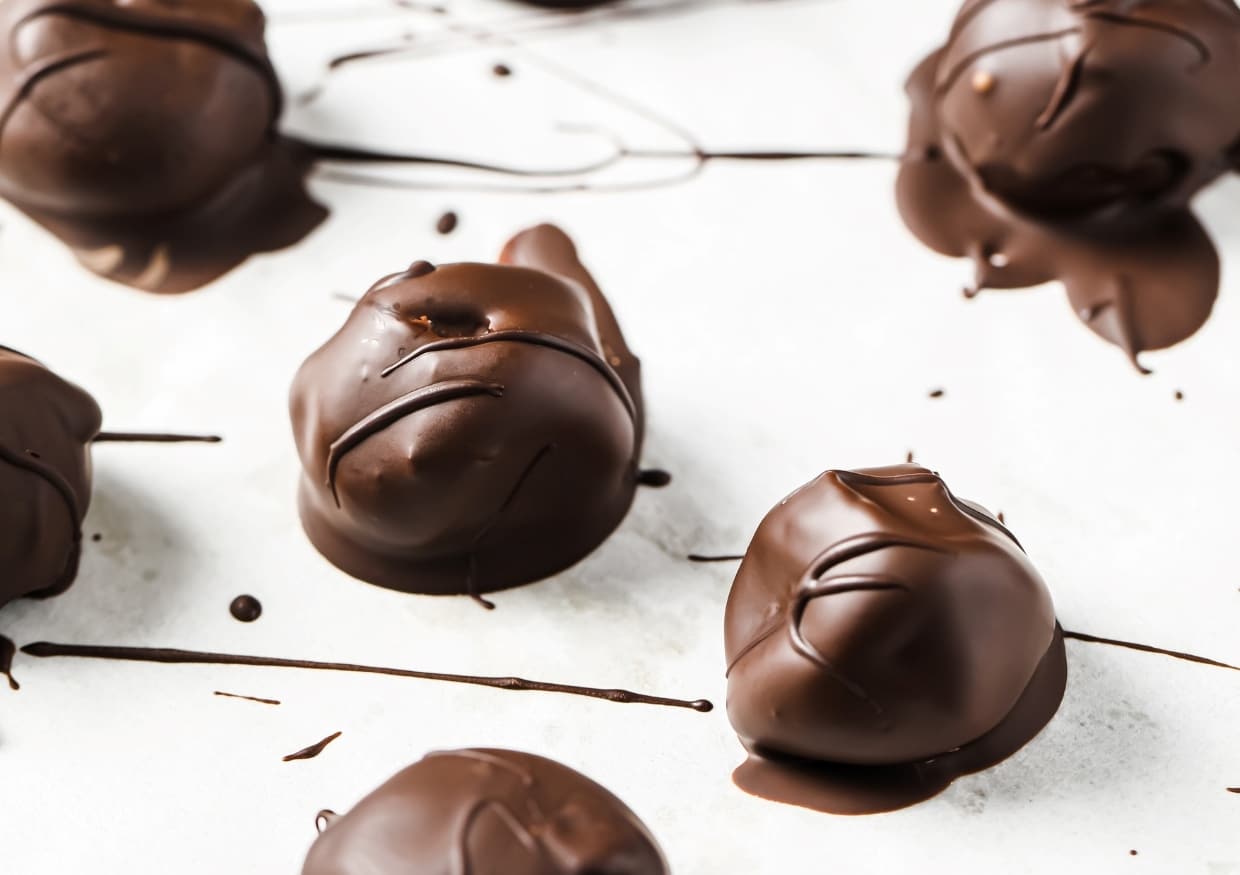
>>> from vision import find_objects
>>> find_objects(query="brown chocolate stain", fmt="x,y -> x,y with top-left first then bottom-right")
21,642 -> 713,712
637,468 -> 672,487
284,731 -> 342,762
435,210 -> 458,234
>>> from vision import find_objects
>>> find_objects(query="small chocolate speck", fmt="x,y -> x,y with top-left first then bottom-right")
1174,390 -> 1184,401
929,388 -> 945,399
406,260 -> 436,278
997,511 -> 1006,524
436,211 -> 458,235
637,469 -> 672,488
492,63 -> 512,78
906,451 -> 915,463
229,595 -> 262,623
1129,850 -> 1138,857
91,533 -> 102,542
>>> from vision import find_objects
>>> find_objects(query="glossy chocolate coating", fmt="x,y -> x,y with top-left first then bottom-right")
0,0 -> 276,218
303,750 -> 667,875
724,465 -> 1066,813
291,225 -> 643,599
935,0 -> 1240,221
0,348 -> 101,610
0,0 -> 325,293
898,0 -> 1240,369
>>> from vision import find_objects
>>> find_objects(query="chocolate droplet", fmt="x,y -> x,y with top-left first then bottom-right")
229,595 -> 262,623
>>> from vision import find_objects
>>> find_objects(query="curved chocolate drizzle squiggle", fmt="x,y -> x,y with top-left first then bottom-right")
378,330 -> 637,424
326,379 -> 505,505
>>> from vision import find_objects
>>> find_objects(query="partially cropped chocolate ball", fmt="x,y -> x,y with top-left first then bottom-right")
932,0 -> 1240,222
291,225 -> 644,601
303,749 -> 668,875
0,348 -> 101,610
0,0 -> 278,218
897,0 -> 1240,370
724,465 -> 1066,814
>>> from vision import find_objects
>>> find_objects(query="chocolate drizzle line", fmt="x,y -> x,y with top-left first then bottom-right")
1063,630 -> 1240,672
93,432 -> 222,444
637,468 -> 672,487
326,379 -> 505,505
21,642 -> 714,712
1227,788 -> 1240,794
688,554 -> 744,563
213,690 -> 280,706
284,731 -> 342,762
1,634 -> 20,691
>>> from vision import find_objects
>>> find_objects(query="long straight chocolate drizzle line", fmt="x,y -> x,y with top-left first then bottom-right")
21,642 -> 714,712
94,432 -> 222,444
1063,630 -> 1240,672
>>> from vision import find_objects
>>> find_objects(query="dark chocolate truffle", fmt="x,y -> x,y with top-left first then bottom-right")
290,224 -> 643,600
302,749 -> 669,875
724,465 -> 1066,814
897,0 -> 1240,370
0,0 -> 324,292
0,347 -> 101,610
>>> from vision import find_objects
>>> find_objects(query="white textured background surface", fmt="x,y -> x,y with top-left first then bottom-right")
1,1 -> 1239,872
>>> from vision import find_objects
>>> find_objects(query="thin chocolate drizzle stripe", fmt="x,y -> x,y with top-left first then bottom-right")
284,731 -> 342,762
1063,630 -> 1240,671
687,554 -> 744,563
10,0 -> 282,117
378,330 -> 637,422
326,379 -> 505,504
214,690 -> 280,706
93,432 -> 222,444
21,642 -> 714,712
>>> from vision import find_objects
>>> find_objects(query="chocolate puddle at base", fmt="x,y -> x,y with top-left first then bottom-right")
1,634 -> 19,691
25,138 -> 328,296
733,626 -> 1068,816
896,53 -> 1220,374
20,641 -> 713,713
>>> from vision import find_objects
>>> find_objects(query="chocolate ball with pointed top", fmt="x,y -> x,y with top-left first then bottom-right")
0,348 -> 101,610
724,465 -> 1065,811
0,0 -> 279,220
932,0 -> 1240,222
290,225 -> 644,599
303,749 -> 668,875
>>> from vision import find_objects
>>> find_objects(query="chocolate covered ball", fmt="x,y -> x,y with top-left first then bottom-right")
290,225 -> 643,600
932,0 -> 1240,222
0,0 -> 278,219
724,465 -> 1066,813
302,749 -> 669,875
897,0 -> 1240,370
0,348 -> 101,610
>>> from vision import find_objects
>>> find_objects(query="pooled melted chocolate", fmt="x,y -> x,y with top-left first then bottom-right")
724,464 -> 1066,814
897,0 -> 1240,372
0,0 -> 326,293
302,749 -> 668,875
291,225 -> 646,603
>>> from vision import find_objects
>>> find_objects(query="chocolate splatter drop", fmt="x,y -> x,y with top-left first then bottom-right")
928,388 -> 945,399
435,211 -> 458,234
229,595 -> 262,623
492,62 -> 512,77
284,731 -> 342,762
637,469 -> 672,487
